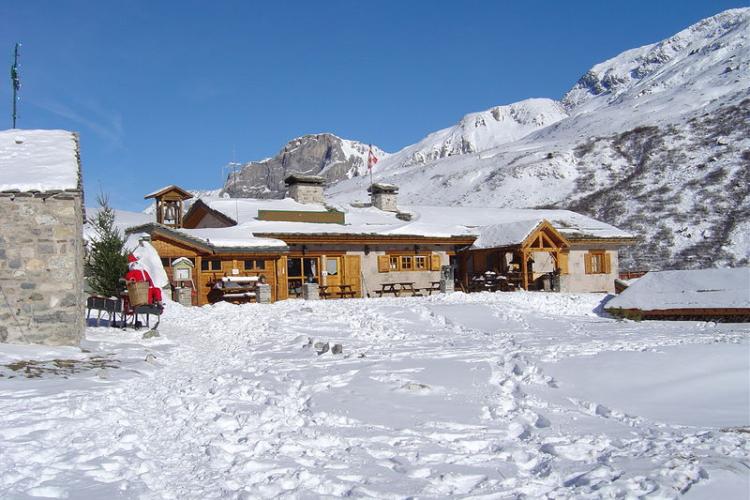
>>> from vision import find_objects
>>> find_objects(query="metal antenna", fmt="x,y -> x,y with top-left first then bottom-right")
11,43 -> 21,128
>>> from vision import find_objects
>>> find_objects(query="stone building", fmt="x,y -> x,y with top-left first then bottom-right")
0,130 -> 85,345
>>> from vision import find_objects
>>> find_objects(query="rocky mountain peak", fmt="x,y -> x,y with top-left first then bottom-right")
223,133 -> 387,198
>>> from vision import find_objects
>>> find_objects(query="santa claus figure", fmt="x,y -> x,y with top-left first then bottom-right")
125,254 -> 163,304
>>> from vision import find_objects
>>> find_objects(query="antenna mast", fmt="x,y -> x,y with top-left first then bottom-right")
10,43 -> 20,128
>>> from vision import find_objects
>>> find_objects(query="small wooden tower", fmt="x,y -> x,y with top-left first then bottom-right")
144,185 -> 194,228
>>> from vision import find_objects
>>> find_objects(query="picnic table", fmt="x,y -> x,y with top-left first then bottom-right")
376,282 -> 421,297
209,276 -> 259,303
320,284 -> 357,299
337,284 -> 357,298
424,281 -> 442,295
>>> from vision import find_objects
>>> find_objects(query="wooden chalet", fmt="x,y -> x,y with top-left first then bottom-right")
132,176 -> 637,304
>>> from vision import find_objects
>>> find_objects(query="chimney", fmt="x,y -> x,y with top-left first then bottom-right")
368,183 -> 399,212
284,174 -> 325,204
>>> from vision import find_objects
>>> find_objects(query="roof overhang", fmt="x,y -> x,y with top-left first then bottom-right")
125,223 -> 289,255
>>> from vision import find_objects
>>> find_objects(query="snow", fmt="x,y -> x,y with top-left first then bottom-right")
0,292 -> 747,498
606,267 -> 750,310
0,129 -> 79,192
473,219 -> 544,248
178,226 -> 288,249
190,197 -> 632,244
143,184 -> 191,199
83,207 -> 152,242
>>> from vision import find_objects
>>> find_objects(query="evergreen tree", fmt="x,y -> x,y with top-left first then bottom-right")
85,194 -> 128,297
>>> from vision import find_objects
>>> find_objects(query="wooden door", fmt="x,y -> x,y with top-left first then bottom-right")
325,256 -> 343,289
343,255 -> 362,298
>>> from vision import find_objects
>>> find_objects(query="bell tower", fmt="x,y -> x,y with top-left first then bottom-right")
144,185 -> 194,228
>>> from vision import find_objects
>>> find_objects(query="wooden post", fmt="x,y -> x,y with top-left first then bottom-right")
521,250 -> 528,291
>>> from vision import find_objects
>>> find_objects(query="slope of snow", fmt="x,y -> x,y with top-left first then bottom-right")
83,207 -> 152,242
377,98 -> 567,172
0,293 -> 747,497
0,129 -> 79,192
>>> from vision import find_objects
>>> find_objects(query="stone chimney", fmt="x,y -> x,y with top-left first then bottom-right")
368,183 -> 399,212
284,174 -> 325,204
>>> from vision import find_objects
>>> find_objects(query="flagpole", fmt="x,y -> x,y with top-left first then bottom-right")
11,43 -> 20,129
368,144 -> 374,193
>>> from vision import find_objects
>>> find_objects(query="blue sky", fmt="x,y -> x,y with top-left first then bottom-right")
1,1 -> 745,210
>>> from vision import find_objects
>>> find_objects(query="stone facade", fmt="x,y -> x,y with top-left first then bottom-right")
559,248 -> 619,294
372,192 -> 398,212
288,183 -> 325,204
0,191 -> 84,345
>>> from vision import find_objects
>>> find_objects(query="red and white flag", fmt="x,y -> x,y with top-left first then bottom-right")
367,145 -> 379,170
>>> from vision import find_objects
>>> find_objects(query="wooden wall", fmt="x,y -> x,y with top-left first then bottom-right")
150,236 -> 280,305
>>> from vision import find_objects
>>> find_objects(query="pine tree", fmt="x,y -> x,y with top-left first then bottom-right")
85,194 -> 128,297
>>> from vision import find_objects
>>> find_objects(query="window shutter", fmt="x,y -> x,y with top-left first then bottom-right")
604,253 -> 612,274
377,255 -> 390,273
584,253 -> 592,274
558,253 -> 569,275
430,254 -> 442,271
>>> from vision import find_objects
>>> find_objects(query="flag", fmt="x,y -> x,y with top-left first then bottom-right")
367,145 -> 378,170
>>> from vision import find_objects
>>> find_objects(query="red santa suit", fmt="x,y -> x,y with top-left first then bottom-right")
125,255 -> 163,304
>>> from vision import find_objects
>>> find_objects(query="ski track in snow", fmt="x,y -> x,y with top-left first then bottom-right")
0,293 -> 748,498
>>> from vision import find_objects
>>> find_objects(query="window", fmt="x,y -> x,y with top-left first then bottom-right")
244,259 -> 265,270
287,257 -> 320,296
326,258 -> 338,276
161,257 -> 171,268
585,251 -> 610,275
201,259 -> 221,271
378,254 -> 440,273
389,256 -> 399,271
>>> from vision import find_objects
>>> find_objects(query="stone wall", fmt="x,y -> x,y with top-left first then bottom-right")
288,184 -> 325,204
372,193 -> 398,212
0,191 -> 85,345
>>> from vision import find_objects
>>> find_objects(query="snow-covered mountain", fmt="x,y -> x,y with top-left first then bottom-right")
223,134 -> 387,198
328,8 -> 750,271
393,98 -> 568,168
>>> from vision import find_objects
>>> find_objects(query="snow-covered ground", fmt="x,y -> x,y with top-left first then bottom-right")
0,293 -> 748,498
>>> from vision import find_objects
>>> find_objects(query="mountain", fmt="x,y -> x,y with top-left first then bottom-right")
327,8 -> 750,271
390,98 -> 568,169
223,134 -> 387,198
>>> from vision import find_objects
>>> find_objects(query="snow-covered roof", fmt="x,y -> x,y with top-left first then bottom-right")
144,185 -> 194,199
606,268 -> 750,311
0,129 -> 80,192
473,219 -> 545,249
189,197 -> 634,244
125,222 -> 288,253
182,226 -> 287,249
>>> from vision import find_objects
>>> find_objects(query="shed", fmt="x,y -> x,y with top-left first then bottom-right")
605,267 -> 750,321
0,129 -> 85,345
